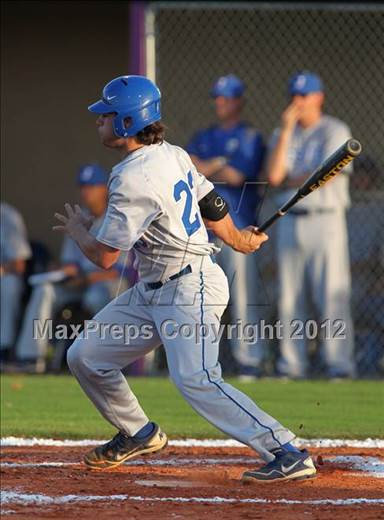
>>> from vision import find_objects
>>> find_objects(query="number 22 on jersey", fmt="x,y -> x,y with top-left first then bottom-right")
173,171 -> 201,237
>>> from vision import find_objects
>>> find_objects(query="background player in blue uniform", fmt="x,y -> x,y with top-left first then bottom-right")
187,74 -> 266,378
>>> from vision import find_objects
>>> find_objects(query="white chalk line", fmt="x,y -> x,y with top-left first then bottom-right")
0,457 -> 259,469
2,462 -> 74,468
331,456 -> 384,479
1,490 -> 384,508
1,456 -> 383,479
2,436 -> 384,448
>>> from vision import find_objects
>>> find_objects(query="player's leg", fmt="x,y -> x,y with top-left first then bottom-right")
66,284 -> 167,468
217,245 -> 265,376
309,212 -> 355,378
276,217 -> 309,378
0,273 -> 24,361
82,279 -> 127,315
15,283 -> 78,370
243,251 -> 269,371
153,263 -> 297,463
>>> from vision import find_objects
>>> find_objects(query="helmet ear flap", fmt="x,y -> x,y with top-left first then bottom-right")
112,113 -> 136,138
112,104 -> 161,138
112,114 -> 127,138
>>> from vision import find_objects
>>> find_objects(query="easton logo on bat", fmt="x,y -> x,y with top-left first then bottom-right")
308,154 -> 354,192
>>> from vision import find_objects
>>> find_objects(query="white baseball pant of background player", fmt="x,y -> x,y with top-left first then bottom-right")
269,113 -> 355,378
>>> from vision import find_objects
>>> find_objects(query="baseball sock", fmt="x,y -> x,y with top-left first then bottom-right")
281,442 -> 301,453
133,422 -> 155,440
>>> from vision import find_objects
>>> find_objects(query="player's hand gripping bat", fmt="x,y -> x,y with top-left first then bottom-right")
257,138 -> 362,232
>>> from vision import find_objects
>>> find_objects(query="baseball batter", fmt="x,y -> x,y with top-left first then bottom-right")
54,75 -> 316,482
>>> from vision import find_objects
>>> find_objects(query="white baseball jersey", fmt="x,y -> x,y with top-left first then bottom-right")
96,141 -> 219,282
269,115 -> 352,210
69,144 -> 295,462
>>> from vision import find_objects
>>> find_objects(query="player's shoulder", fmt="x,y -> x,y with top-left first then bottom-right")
108,142 -> 187,198
108,147 -> 152,194
238,122 -> 263,142
147,141 -> 195,175
166,141 -> 192,161
0,202 -> 24,226
110,153 -> 137,180
112,143 -> 166,176
192,125 -> 217,141
1,202 -> 19,218
141,141 -> 192,169
321,114 -> 350,133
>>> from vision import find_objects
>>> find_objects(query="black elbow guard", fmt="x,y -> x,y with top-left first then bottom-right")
198,189 -> 229,221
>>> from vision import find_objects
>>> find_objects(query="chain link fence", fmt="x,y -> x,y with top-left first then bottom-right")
148,2 -> 384,377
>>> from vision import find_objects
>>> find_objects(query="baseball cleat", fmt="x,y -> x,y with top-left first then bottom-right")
84,423 -> 168,469
242,449 -> 317,483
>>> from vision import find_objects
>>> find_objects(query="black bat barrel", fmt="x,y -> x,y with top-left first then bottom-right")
257,138 -> 362,233
298,138 -> 362,197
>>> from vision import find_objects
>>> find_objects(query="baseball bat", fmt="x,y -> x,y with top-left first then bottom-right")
258,138 -> 362,232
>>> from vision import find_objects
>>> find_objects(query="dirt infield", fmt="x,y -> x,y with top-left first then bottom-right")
1,444 -> 383,519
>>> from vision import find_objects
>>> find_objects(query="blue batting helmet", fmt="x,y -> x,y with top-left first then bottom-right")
88,75 -> 161,138
210,74 -> 245,98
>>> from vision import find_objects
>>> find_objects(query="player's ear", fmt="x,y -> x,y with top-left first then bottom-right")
123,117 -> 132,129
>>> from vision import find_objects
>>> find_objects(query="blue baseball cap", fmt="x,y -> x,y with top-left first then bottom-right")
288,71 -> 323,95
210,74 -> 245,98
77,164 -> 107,186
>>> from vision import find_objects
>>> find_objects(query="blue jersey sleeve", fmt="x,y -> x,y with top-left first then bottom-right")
186,130 -> 210,158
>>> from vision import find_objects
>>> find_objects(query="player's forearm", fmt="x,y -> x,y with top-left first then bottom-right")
62,264 -> 79,277
267,130 -> 291,186
70,225 -> 118,270
206,214 -> 239,248
189,155 -> 227,177
1,259 -> 27,275
209,165 -> 245,186
206,214 -> 268,254
85,269 -> 119,284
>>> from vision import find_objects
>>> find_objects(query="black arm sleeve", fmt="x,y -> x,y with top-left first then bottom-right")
198,189 -> 229,221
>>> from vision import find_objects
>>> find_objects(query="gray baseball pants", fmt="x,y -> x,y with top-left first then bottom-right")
276,211 -> 355,377
67,260 -> 294,462
216,244 -> 266,369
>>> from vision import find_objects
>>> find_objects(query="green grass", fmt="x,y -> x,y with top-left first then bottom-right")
1,375 -> 383,439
